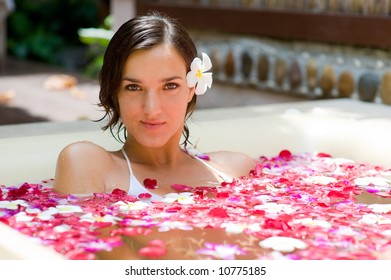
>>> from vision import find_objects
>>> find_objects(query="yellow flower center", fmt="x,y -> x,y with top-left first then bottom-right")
97,216 -> 105,222
196,69 -> 203,78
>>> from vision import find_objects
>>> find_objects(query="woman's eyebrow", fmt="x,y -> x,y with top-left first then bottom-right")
122,76 -> 183,83
162,76 -> 183,82
122,77 -> 141,83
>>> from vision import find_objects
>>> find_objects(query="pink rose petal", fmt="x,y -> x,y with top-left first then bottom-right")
171,184 -> 193,192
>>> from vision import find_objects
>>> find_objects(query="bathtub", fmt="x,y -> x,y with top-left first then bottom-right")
1,98 -> 391,259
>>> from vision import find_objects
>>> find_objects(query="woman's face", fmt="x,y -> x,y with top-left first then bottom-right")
118,44 -> 195,148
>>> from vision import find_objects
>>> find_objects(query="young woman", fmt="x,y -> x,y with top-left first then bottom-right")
53,12 -> 255,201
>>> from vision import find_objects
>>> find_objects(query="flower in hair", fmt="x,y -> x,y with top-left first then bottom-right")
186,52 -> 213,95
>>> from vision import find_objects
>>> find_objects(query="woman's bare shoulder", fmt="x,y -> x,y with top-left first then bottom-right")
56,141 -> 113,167
59,141 -> 109,154
207,150 -> 256,177
53,141 -> 113,194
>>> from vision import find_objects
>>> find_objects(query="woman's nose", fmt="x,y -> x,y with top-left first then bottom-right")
143,90 -> 162,116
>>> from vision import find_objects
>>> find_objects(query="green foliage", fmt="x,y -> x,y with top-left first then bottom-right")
6,0 -> 100,65
78,15 -> 113,79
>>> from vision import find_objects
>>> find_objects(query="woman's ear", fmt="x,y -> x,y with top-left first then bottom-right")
187,86 -> 196,102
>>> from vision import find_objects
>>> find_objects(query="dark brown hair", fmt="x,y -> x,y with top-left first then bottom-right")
98,12 -> 197,144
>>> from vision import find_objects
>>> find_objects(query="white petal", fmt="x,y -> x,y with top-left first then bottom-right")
15,212 -> 34,222
303,176 -> 337,185
271,243 -> 296,253
203,72 -> 213,88
162,193 -> 180,203
190,57 -> 202,72
177,198 -> 195,205
54,224 -> 72,233
195,80 -> 208,95
354,177 -> 390,187
165,193 -> 180,199
180,192 -> 194,197
259,236 -> 307,252
224,224 -> 245,234
186,71 -> 198,87
201,52 -> 212,71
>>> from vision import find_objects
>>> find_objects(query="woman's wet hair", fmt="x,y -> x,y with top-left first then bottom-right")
98,11 -> 197,144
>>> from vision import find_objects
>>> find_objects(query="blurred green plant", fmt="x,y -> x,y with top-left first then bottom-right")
78,15 -> 113,78
7,0 -> 100,65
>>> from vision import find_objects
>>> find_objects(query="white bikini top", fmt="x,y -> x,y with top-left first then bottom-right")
121,147 -> 233,202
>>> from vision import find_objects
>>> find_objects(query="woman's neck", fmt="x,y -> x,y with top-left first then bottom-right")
122,139 -> 186,168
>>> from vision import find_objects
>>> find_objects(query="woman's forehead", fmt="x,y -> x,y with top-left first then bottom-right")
125,45 -> 186,68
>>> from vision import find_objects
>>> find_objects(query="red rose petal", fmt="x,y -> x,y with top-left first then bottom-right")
165,206 -> 182,213
209,207 -> 229,218
111,188 -> 127,196
148,239 -> 165,248
139,240 -> 167,259
317,152 -> 332,158
111,227 -> 143,237
279,150 -> 292,160
143,178 -> 158,189
138,193 -> 152,199
3,150 -> 391,260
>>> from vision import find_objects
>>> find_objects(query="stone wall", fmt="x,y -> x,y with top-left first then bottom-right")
162,0 -> 391,16
192,33 -> 391,105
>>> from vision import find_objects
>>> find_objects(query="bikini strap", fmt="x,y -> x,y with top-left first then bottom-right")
121,147 -> 132,175
123,146 -> 232,186
121,148 -> 161,201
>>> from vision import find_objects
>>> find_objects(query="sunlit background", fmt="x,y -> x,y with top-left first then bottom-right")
1,0 -> 391,124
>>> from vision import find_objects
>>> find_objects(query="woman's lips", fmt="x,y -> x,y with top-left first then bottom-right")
141,120 -> 165,129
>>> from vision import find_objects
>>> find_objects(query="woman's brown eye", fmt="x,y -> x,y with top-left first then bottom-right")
127,84 -> 141,91
165,83 -> 178,90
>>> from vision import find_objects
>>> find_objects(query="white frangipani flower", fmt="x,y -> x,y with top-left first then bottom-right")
0,199 -> 29,210
354,177 -> 390,188
37,208 -> 61,220
303,176 -> 337,185
197,243 -> 245,260
212,245 -> 241,259
359,214 -> 380,225
332,226 -> 360,236
113,201 -> 150,212
186,52 -> 213,95
221,223 -> 246,234
259,236 -> 308,253
367,204 -> 391,214
247,223 -> 262,232
158,221 -> 193,232
293,218 -> 332,229
53,224 -> 72,233
255,194 -> 274,203
382,230 -> 391,237
13,208 -> 60,222
14,212 -> 34,222
79,212 -> 122,224
359,213 -> 391,225
54,204 -> 83,214
162,192 -> 194,204
254,202 -> 295,214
